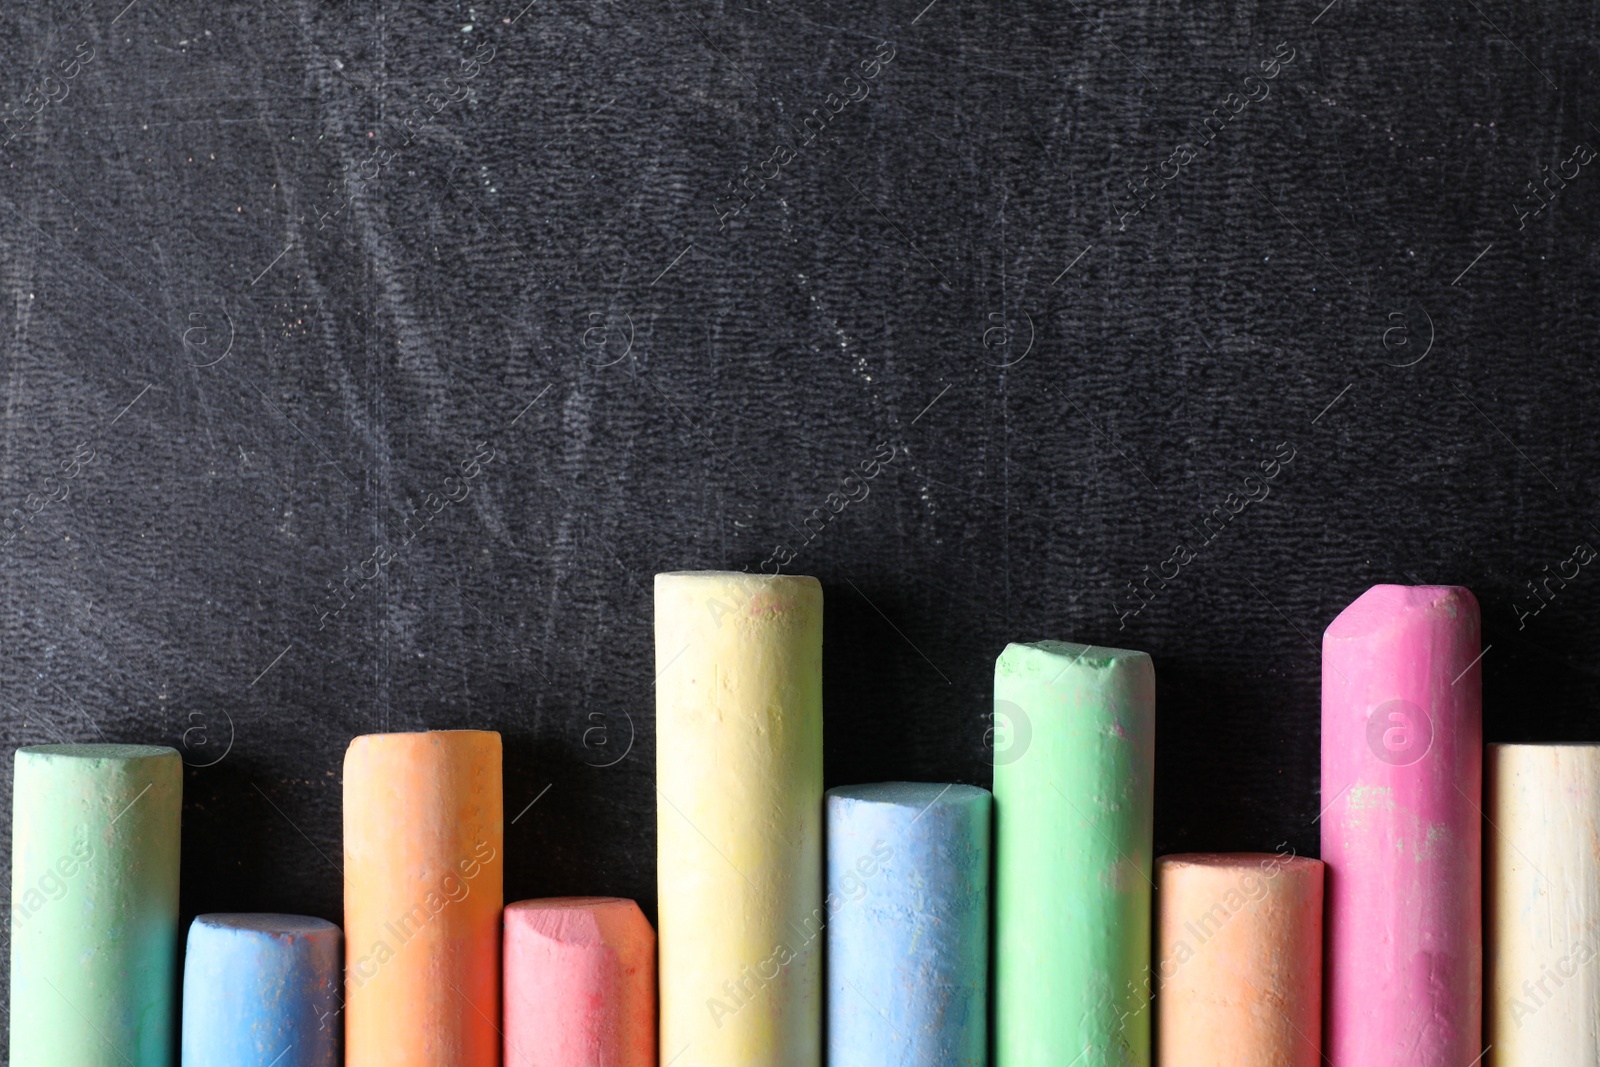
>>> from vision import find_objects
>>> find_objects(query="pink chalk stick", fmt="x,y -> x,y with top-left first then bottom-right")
1321,585 -> 1482,1067
503,897 -> 657,1067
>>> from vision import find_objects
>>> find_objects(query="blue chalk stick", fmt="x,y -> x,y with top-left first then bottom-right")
181,913 -> 342,1067
827,781 -> 991,1067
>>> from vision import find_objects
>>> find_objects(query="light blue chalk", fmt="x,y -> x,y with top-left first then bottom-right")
827,781 -> 991,1067
181,913 -> 341,1067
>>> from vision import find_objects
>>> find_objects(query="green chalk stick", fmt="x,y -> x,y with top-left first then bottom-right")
994,641 -> 1155,1067
8,744 -> 183,1067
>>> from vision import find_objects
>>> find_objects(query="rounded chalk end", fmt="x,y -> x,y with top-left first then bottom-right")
655,569 -> 821,588
191,911 -> 342,941
1324,583 -> 1479,642
1157,851 -> 1323,875
827,781 -> 990,810
504,896 -> 654,947
653,571 -> 824,623
997,639 -> 1151,679
344,727 -> 501,750
16,742 -> 179,766
342,729 -> 503,775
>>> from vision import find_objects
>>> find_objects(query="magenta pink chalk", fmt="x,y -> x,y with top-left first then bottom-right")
503,897 -> 657,1067
1321,585 -> 1482,1067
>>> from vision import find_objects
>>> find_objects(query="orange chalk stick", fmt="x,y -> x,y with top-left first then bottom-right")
1155,853 -> 1324,1067
344,730 -> 504,1067
503,897 -> 656,1067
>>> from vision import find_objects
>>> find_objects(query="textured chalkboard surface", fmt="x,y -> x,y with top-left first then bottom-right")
3,0 -> 1599,1018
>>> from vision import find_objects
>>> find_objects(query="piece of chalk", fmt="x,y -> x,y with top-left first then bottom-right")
181,913 -> 342,1067
1487,744 -> 1600,1065
1154,853 -> 1324,1067
826,782 -> 990,1067
994,640 -> 1155,1067
1321,584 -> 1482,1067
655,571 -> 823,1067
8,743 -> 182,1067
503,897 -> 656,1067
343,730 -> 504,1067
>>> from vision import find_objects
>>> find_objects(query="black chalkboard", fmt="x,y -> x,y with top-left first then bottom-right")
4,0 -> 1599,1022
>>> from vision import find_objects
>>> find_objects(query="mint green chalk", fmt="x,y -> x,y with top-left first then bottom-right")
8,744 -> 182,1067
994,642 -> 1155,1067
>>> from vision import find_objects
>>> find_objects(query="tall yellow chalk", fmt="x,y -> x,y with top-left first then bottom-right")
655,572 -> 823,1067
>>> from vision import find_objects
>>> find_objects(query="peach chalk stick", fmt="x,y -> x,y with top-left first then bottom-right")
1487,744 -> 1600,1066
344,730 -> 504,1067
655,572 -> 823,1067
503,897 -> 656,1067
1155,853 -> 1324,1067
1321,585 -> 1482,1067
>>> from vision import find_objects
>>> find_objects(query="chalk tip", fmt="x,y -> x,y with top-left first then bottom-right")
191,913 -> 341,940
344,728 -> 501,756
16,742 -> 178,763
1325,583 -> 1478,641
504,896 -> 652,946
506,895 -> 637,916
1489,741 -> 1600,751
827,781 -> 991,811
654,569 -> 821,590
346,728 -> 501,742
997,639 -> 1149,678
1157,851 -> 1323,875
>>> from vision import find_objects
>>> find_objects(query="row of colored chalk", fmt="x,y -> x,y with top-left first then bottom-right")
7,738 -> 636,1067
651,574 -> 1594,1067
7,575 -> 1598,1067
